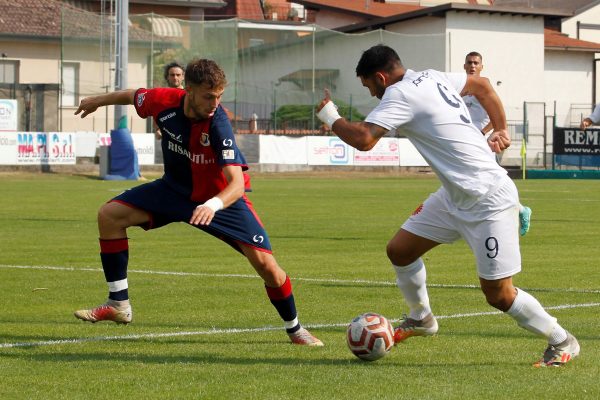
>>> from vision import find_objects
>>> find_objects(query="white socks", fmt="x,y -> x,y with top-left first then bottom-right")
393,258 -> 431,320
506,288 -> 567,345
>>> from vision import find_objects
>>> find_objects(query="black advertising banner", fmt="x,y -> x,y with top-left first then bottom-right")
553,127 -> 600,155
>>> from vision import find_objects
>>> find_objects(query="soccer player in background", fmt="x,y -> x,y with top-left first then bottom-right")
73,58 -> 323,346
164,61 -> 185,89
316,45 -> 579,366
580,103 -> 600,130
463,51 -> 532,236
155,62 -> 185,139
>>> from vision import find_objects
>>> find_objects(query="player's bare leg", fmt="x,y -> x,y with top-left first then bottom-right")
242,246 -> 323,346
387,229 -> 440,343
75,202 -> 149,325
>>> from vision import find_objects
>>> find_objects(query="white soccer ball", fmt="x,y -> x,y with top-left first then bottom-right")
346,312 -> 394,361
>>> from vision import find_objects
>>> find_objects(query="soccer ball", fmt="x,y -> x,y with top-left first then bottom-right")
346,312 -> 394,361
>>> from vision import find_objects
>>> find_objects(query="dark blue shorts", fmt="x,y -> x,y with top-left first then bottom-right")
111,179 -> 272,254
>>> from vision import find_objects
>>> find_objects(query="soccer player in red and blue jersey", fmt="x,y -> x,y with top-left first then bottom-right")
73,59 -> 323,346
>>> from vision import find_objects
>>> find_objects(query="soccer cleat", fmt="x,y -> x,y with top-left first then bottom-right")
393,313 -> 438,344
533,332 -> 580,368
519,206 -> 532,236
74,300 -> 132,324
288,327 -> 324,346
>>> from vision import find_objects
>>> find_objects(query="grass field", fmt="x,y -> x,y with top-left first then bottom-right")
0,172 -> 599,399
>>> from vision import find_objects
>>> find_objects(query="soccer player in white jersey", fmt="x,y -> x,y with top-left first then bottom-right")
316,45 -> 579,367
580,103 -> 600,130
463,51 -> 532,236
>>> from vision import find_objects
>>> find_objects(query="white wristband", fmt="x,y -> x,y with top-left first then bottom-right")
317,101 -> 342,128
201,197 -> 223,212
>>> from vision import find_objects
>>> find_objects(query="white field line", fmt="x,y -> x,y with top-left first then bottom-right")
1,302 -> 599,349
1,264 -> 600,295
0,264 -> 599,349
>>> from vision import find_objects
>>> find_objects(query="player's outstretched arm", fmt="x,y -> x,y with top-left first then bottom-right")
75,89 -> 136,118
316,89 -> 388,151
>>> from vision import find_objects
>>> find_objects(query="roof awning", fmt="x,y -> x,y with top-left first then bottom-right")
146,16 -> 183,37
279,69 -> 340,90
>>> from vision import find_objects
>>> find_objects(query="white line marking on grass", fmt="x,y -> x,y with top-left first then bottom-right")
1,302 -> 598,349
1,264 -> 600,294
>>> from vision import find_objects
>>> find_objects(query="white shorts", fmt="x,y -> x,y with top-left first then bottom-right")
402,177 -> 521,280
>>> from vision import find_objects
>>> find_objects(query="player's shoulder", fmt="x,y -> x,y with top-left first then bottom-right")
138,87 -> 184,108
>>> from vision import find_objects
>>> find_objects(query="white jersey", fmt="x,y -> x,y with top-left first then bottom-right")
365,69 -> 508,209
462,94 -> 490,131
589,103 -> 600,124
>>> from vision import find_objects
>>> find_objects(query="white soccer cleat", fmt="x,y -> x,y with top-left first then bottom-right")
74,300 -> 132,325
534,332 -> 580,367
393,313 -> 438,343
288,327 -> 324,346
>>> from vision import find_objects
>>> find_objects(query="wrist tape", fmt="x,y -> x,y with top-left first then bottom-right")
202,197 -> 223,212
317,101 -> 342,128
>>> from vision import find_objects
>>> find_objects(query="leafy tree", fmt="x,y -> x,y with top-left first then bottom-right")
271,101 -> 365,125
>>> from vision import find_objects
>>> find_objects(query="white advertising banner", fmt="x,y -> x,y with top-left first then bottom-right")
0,132 -> 18,164
259,135 -> 307,164
97,132 -> 155,165
398,138 -> 428,167
12,132 -> 76,164
353,137 -> 400,166
75,131 -> 99,157
307,136 -> 353,165
0,100 -> 18,131
131,133 -> 155,165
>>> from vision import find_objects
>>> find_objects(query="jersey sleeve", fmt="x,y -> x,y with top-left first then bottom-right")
210,106 -> 248,169
365,86 -> 413,131
133,88 -> 157,119
589,103 -> 600,124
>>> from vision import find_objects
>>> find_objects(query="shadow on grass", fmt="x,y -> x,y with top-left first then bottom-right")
0,348 -> 503,368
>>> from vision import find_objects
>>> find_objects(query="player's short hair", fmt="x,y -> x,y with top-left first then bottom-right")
465,51 -> 483,62
163,61 -> 184,81
355,45 -> 403,78
185,59 -> 227,89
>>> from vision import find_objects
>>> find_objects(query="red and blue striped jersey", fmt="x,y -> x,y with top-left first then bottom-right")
134,88 -> 249,202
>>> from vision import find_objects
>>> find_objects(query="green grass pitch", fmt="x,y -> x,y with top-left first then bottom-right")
0,172 -> 598,399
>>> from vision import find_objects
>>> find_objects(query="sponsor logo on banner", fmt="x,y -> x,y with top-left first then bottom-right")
0,100 -> 18,131
353,138 -> 400,166
308,137 -> 351,165
553,127 -> 600,155
16,132 -> 76,164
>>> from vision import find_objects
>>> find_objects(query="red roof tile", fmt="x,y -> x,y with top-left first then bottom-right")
544,28 -> 600,51
292,0 -> 424,18
237,0 -> 265,20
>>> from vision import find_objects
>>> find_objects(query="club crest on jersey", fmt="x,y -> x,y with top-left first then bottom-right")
222,149 -> 235,160
136,92 -> 145,107
200,132 -> 210,146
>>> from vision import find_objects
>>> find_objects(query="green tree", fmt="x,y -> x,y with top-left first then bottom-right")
271,100 -> 364,125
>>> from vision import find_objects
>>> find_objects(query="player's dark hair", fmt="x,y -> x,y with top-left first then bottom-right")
163,61 -> 184,81
185,59 -> 227,89
356,45 -> 402,78
465,51 -> 483,61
